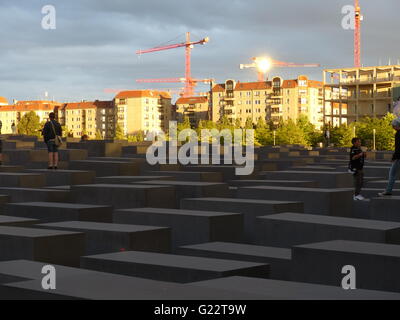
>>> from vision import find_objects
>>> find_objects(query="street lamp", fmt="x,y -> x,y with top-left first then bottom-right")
373,129 -> 376,151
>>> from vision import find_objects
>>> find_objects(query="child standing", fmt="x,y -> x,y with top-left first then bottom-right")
349,137 -> 367,201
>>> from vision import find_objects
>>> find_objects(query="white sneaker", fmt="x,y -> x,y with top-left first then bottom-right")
354,195 -> 366,201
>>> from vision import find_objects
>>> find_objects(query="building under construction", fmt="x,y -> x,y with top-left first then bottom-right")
323,65 -> 400,126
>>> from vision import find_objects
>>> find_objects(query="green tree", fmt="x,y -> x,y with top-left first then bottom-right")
244,117 -> 254,130
17,111 -> 42,136
355,113 -> 396,150
275,119 -> 308,146
329,124 -> 354,147
255,117 -> 272,146
114,124 -> 125,140
127,131 -> 145,143
95,129 -> 103,140
297,115 -> 323,147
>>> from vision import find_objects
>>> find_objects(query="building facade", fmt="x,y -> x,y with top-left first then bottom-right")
210,76 -> 324,129
62,100 -> 115,139
0,100 -> 62,134
114,90 -> 172,135
175,96 -> 209,126
323,65 -> 400,125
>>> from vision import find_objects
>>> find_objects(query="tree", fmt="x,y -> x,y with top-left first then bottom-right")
127,131 -> 145,143
244,117 -> 254,130
329,124 -> 354,147
297,115 -> 323,147
114,124 -> 125,140
255,117 -> 272,146
275,119 -> 308,146
95,129 -> 103,140
355,113 -> 396,150
17,111 -> 42,136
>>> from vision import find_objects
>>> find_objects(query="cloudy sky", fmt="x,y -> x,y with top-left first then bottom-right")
0,0 -> 398,103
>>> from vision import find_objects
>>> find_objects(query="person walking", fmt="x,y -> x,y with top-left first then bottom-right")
378,118 -> 400,196
349,137 -> 367,201
42,112 -> 62,170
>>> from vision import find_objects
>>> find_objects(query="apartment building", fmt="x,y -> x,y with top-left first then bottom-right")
114,90 -> 172,135
211,76 -> 324,129
63,100 -> 115,139
0,100 -> 62,134
323,65 -> 400,125
175,96 -> 209,126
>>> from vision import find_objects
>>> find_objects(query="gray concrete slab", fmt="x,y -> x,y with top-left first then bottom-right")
370,197 -> 400,222
292,240 -> 400,293
37,221 -> 171,254
256,213 -> 400,247
133,180 -> 230,206
95,176 -> 174,184
177,242 -> 291,280
71,184 -> 176,209
0,216 -> 38,227
81,251 -> 269,283
0,187 -> 70,203
259,171 -> 353,188
0,172 -> 46,188
26,169 -> 95,186
145,171 -> 224,183
4,202 -> 113,223
190,276 -> 400,300
69,160 -> 140,177
114,207 -> 243,248
0,226 -> 85,266
237,186 -> 354,217
180,197 -> 303,243
228,179 -> 317,188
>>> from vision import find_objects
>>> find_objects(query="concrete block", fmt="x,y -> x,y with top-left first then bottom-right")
72,184 -> 176,209
69,160 -> 140,177
292,240 -> 400,293
4,202 -> 113,223
181,197 -> 303,243
94,175 -> 174,184
37,221 -> 171,254
114,207 -> 243,248
81,251 -> 269,283
0,260 -> 262,299
370,197 -> 400,222
0,216 -> 38,227
256,213 -> 400,247
190,276 -> 400,300
26,169 -> 95,186
146,170 -> 224,183
0,187 -> 70,203
260,171 -> 353,188
177,242 -> 291,280
237,186 -> 353,217
134,180 -> 230,206
228,180 -> 317,188
0,226 -> 85,266
0,173 -> 45,188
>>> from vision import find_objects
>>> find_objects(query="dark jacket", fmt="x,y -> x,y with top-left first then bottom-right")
349,146 -> 365,170
393,130 -> 400,161
42,120 -> 62,143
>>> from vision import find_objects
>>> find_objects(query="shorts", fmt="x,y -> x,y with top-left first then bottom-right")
46,140 -> 59,153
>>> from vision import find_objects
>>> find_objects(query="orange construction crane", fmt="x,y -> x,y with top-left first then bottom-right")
136,32 -> 211,97
354,0 -> 363,67
240,57 -> 320,82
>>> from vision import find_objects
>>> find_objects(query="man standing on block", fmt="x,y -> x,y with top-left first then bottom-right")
42,112 -> 62,170
349,137 -> 367,201
379,118 -> 400,196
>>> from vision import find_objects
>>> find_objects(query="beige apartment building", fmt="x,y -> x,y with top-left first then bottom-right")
175,96 -> 209,126
210,76 -> 324,129
323,65 -> 400,125
114,90 -> 172,135
0,100 -> 62,134
62,100 -> 115,139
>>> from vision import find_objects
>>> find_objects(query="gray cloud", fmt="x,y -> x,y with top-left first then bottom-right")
0,0 -> 399,103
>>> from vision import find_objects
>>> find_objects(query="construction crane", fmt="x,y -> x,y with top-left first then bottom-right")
240,57 -> 320,82
354,0 -> 363,67
136,32 -> 211,97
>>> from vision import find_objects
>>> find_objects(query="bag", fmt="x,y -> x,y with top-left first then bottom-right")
50,120 -> 63,147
